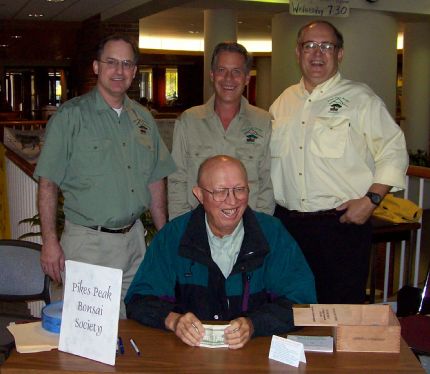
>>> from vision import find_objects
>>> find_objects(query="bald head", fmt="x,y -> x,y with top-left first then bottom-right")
197,155 -> 248,186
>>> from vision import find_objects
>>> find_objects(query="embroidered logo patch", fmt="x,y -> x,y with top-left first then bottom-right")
328,96 -> 349,113
243,128 -> 262,143
134,119 -> 149,134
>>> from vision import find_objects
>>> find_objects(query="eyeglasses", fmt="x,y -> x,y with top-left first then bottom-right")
301,41 -> 337,54
200,186 -> 249,202
98,58 -> 136,71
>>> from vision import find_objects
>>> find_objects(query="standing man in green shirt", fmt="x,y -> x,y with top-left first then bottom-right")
168,42 -> 274,219
34,34 -> 176,318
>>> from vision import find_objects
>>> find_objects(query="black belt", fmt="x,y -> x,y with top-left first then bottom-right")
276,205 -> 343,218
86,221 -> 136,234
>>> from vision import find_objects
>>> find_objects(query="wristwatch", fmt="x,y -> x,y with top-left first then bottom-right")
365,192 -> 382,206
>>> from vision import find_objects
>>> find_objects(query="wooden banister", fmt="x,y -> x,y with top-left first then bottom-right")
407,165 -> 430,179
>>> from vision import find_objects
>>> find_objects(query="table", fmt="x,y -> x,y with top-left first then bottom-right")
0,320 -> 424,373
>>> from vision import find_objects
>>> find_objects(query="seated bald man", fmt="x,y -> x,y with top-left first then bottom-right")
125,155 -> 316,349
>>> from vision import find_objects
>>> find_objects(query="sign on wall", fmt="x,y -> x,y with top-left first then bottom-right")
290,0 -> 350,17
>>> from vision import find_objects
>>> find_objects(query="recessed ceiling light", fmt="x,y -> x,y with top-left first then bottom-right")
28,13 -> 44,17
0,44 -> 8,48
11,35 -> 22,39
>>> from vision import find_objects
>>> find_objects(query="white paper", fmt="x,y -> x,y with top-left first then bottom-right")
59,260 -> 122,366
269,335 -> 306,367
199,324 -> 229,348
287,335 -> 333,353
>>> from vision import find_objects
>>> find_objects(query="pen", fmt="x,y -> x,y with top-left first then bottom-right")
130,338 -> 141,356
118,336 -> 125,355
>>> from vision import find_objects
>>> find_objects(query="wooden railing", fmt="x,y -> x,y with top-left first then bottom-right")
0,120 -> 47,144
405,165 -> 430,287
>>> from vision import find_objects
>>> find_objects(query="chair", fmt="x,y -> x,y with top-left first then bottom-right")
0,240 -> 50,363
400,266 -> 430,365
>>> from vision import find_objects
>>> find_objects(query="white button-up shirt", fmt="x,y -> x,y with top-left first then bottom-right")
269,73 -> 408,212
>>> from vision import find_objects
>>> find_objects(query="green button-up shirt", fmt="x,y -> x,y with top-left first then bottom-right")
34,88 -> 176,227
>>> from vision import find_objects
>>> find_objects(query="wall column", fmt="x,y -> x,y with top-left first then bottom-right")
203,9 -> 237,102
255,56 -> 271,110
402,22 -> 430,152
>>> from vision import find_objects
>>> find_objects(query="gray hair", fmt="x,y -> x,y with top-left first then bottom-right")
211,42 -> 252,73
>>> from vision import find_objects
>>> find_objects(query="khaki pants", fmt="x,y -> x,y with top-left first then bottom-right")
61,220 -> 146,319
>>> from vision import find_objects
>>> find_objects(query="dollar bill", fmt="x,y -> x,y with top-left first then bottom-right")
199,324 -> 230,348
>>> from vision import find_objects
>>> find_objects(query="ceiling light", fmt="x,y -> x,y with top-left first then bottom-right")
46,0 -> 65,2
28,13 -> 44,17
0,44 -> 8,48
11,35 -> 22,39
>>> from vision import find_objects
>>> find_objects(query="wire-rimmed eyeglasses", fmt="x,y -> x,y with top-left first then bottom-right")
199,186 -> 249,202
98,58 -> 136,71
301,41 -> 337,54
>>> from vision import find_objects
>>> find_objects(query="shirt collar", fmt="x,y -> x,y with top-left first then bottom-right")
201,94 -> 249,120
299,72 -> 342,96
93,87 -> 131,113
205,214 -> 244,241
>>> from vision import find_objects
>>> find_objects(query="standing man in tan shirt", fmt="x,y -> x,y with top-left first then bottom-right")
270,21 -> 408,304
168,42 -> 274,219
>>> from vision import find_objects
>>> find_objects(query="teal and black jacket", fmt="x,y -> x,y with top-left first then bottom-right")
125,205 -> 316,336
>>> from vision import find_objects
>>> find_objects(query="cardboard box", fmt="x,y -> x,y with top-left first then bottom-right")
293,304 -> 400,353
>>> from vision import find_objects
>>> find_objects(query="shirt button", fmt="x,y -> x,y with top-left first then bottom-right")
128,165 -> 131,169
123,142 -> 126,146
214,315 -> 219,320
299,146 -> 303,150
301,121 -> 305,125
131,189 -> 134,193
299,172 -> 303,176
308,99 -> 312,102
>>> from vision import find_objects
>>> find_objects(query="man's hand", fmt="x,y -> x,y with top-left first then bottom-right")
224,317 -> 254,349
40,239 -> 65,284
336,197 -> 375,224
165,312 -> 205,347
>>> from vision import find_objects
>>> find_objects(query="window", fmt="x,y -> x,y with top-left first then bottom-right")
139,68 -> 153,101
165,68 -> 178,102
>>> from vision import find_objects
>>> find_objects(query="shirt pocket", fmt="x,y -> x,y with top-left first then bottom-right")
186,144 -> 214,174
270,117 -> 289,158
236,147 -> 259,183
74,138 -> 112,176
310,116 -> 349,159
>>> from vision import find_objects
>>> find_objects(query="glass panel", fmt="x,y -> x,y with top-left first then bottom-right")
165,68 -> 178,103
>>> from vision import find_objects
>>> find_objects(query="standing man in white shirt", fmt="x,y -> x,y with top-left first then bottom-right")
270,20 -> 408,304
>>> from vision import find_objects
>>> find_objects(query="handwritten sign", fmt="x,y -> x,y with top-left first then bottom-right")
59,260 -> 122,366
269,335 -> 306,367
289,0 -> 350,17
